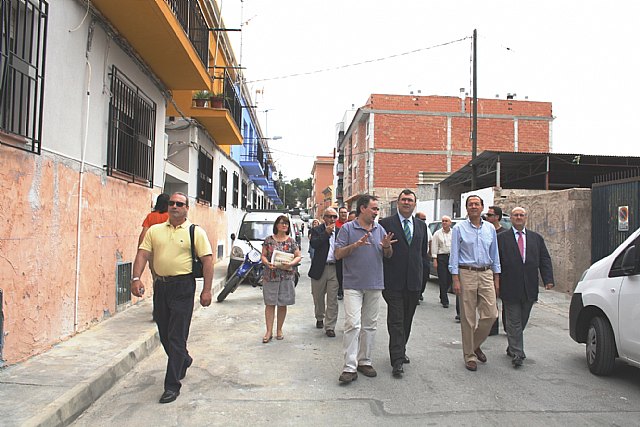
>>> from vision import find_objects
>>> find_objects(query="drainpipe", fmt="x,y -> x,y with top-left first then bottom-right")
74,21 -> 94,331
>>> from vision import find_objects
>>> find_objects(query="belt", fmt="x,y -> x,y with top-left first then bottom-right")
458,265 -> 491,272
154,273 -> 194,283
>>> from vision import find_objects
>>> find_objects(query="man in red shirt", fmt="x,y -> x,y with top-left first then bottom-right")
335,206 -> 348,228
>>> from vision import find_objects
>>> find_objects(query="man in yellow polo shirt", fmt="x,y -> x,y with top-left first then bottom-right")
131,192 -> 213,404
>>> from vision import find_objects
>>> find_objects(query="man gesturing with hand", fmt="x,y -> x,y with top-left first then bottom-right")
334,195 -> 395,384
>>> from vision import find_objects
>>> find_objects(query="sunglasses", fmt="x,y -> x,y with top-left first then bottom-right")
168,201 -> 186,207
277,222 -> 290,226
325,215 -> 338,219
485,213 -> 495,217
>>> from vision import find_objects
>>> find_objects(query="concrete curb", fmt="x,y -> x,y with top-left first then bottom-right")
23,329 -> 160,427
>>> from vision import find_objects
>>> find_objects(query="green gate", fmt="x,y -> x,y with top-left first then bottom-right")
592,174 -> 640,263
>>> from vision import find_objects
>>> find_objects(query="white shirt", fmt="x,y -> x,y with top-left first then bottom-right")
431,227 -> 452,257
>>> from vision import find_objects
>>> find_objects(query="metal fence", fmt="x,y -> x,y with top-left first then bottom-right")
163,0 -> 208,69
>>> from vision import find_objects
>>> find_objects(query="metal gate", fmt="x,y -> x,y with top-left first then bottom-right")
592,174 -> 640,263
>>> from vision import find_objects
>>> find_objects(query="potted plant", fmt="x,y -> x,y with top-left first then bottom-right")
209,93 -> 225,109
193,90 -> 211,107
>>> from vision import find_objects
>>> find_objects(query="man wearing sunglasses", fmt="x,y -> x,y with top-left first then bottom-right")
309,207 -> 340,338
132,192 -> 213,403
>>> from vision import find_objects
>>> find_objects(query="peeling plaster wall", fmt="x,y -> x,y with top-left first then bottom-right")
495,188 -> 592,294
0,146 -> 159,363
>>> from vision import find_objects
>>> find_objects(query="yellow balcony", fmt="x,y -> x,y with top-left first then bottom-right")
168,91 -> 243,146
92,0 -> 211,90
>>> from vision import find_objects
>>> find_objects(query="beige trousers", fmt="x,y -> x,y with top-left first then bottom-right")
311,264 -> 339,330
459,269 -> 498,363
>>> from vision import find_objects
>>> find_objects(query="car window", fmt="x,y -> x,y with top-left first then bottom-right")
238,221 -> 274,241
609,235 -> 640,277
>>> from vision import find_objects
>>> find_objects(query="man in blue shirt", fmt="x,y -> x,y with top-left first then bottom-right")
449,195 -> 501,372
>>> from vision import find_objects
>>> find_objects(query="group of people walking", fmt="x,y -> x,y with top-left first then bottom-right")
131,190 -> 555,403
307,191 -> 555,383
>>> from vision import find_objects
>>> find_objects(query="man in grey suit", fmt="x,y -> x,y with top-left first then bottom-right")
379,189 -> 429,378
498,207 -> 554,368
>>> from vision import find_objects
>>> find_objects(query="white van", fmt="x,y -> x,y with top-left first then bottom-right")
569,227 -> 640,375
227,210 -> 291,285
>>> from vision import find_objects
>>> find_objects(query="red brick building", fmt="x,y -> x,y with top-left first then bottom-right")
310,155 -> 335,218
336,94 -> 553,214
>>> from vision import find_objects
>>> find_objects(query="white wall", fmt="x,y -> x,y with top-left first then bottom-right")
44,1 -> 166,184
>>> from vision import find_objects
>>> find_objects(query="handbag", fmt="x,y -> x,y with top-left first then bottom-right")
189,224 -> 204,278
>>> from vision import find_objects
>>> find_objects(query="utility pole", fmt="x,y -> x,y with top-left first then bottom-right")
471,28 -> 478,190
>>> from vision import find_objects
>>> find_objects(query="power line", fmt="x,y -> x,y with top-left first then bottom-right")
246,36 -> 470,83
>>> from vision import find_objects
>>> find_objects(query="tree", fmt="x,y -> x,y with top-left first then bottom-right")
278,177 -> 311,209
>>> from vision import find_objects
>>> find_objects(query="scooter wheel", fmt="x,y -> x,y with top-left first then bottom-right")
217,275 -> 241,302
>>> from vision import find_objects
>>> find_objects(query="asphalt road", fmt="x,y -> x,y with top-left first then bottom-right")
73,240 -> 640,426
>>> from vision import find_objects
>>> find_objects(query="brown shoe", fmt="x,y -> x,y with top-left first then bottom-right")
338,371 -> 358,383
474,347 -> 487,363
465,360 -> 477,371
357,365 -> 377,377
325,329 -> 336,337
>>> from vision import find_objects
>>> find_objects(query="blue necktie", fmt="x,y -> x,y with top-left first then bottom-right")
403,219 -> 412,245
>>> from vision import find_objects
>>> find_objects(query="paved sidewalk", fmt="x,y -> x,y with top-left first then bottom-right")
0,258 -> 229,427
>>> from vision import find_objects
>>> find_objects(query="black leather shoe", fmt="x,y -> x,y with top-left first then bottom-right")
325,329 -> 336,337
316,320 -> 323,329
180,356 -> 193,380
442,303 -> 449,308
512,356 -> 524,368
159,389 -> 180,404
403,355 -> 410,364
337,294 -> 343,300
392,361 -> 404,378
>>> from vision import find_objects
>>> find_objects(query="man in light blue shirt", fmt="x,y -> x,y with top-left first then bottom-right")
449,195 -> 501,372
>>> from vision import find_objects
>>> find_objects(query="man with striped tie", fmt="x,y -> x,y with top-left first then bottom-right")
379,189 -> 429,378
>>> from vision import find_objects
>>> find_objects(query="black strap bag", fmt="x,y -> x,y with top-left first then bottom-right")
189,224 -> 204,278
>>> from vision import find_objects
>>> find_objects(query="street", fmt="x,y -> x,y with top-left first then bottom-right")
73,240 -> 640,426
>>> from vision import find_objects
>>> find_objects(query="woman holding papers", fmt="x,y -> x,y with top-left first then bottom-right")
260,215 -> 302,343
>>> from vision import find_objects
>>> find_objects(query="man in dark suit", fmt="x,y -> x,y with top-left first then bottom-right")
380,189 -> 429,378
309,207 -> 340,337
498,206 -> 554,368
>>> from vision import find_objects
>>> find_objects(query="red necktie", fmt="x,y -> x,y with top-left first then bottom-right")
517,231 -> 525,261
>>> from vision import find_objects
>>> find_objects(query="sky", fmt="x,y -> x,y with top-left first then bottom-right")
219,0 -> 640,180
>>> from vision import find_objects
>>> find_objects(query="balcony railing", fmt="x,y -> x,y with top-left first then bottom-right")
222,70 -> 242,130
164,0 -> 208,69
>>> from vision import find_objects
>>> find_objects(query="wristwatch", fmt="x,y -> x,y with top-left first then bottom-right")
132,277 -> 140,282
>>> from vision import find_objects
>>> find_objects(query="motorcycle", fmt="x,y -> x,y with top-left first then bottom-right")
217,240 -> 263,302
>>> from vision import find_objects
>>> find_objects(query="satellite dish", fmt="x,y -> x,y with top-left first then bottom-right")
271,171 -> 279,181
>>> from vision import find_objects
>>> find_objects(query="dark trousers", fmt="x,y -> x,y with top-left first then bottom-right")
504,298 -> 535,358
153,277 -> 196,392
337,259 -> 344,297
420,261 -> 430,296
383,289 -> 420,366
489,302 -> 506,335
436,254 -> 452,305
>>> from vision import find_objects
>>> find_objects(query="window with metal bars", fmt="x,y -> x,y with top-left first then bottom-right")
197,146 -> 213,205
232,171 -> 239,208
0,0 -> 48,154
241,180 -> 248,210
106,67 -> 156,187
218,165 -> 227,210
116,261 -> 132,308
